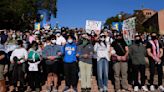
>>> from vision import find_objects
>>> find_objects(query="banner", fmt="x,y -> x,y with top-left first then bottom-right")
122,17 -> 136,45
112,22 -> 123,31
85,20 -> 102,34
34,23 -> 40,30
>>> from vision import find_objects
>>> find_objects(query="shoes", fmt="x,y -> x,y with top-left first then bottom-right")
86,88 -> 91,92
35,88 -> 40,92
99,88 -> 103,92
158,85 -> 164,91
52,87 -> 58,92
150,85 -> 155,91
116,89 -> 121,92
81,88 -> 86,92
63,86 -> 70,92
122,89 -> 127,92
141,86 -> 148,91
103,86 -> 108,92
73,88 -> 78,92
134,86 -> 139,92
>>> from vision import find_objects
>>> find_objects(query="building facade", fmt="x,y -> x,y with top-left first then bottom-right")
143,9 -> 164,34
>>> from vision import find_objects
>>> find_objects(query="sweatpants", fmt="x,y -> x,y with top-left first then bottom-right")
64,62 -> 78,88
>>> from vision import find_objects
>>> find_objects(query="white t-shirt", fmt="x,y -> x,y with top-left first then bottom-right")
56,36 -> 66,46
10,48 -> 28,63
94,42 -> 111,61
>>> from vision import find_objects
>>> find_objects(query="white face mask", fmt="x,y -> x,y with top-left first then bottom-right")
12,34 -> 16,38
51,39 -> 56,44
56,33 -> 61,37
100,37 -> 105,41
68,39 -> 73,43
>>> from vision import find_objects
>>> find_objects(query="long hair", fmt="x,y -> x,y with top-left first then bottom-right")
98,36 -> 107,47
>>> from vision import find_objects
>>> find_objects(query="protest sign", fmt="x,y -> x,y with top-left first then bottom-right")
122,17 -> 136,45
85,20 -> 102,34
112,22 -> 123,31
34,23 -> 40,30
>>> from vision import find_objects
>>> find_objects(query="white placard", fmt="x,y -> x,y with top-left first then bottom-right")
122,17 -> 136,41
85,20 -> 102,34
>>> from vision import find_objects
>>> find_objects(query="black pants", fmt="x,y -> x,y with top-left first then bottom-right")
12,64 -> 25,87
92,58 -> 97,79
64,62 -> 78,88
133,64 -> 146,86
108,61 -> 114,83
149,58 -> 163,86
28,71 -> 40,90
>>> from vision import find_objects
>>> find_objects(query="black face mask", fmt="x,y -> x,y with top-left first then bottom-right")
135,40 -> 140,44
151,36 -> 156,40
116,38 -> 122,42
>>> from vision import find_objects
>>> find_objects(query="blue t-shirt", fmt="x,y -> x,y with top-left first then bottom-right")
62,43 -> 78,63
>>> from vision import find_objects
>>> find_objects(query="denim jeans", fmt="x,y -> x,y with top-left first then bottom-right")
97,58 -> 109,89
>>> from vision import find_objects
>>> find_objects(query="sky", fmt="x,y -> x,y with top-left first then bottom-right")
53,0 -> 164,28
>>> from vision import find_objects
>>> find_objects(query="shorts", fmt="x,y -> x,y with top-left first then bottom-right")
46,62 -> 58,74
0,64 -> 4,80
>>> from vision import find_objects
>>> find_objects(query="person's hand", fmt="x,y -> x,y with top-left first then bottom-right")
83,54 -> 89,58
121,56 -> 127,61
17,61 -> 21,64
57,52 -> 62,56
3,68 -> 8,74
76,54 -> 80,57
154,57 -> 161,63
117,56 -> 121,61
47,56 -> 56,61
11,61 -> 14,64
50,56 -> 56,61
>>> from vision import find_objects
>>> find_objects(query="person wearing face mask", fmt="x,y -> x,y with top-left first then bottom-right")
10,40 -> 28,92
62,35 -> 79,92
94,33 -> 111,92
77,34 -> 93,92
111,33 -> 129,92
129,35 -> 148,92
27,41 -> 41,92
42,37 -> 62,92
146,32 -> 164,91
55,32 -> 66,46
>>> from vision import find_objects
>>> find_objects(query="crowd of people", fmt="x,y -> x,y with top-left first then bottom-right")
0,28 -> 164,92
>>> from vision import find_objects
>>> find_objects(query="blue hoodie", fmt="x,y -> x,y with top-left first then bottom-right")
62,43 -> 78,63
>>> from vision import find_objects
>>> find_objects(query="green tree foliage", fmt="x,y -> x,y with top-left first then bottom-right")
105,12 -> 131,29
0,0 -> 57,30
133,10 -> 146,33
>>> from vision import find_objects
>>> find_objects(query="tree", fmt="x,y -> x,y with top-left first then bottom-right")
104,12 -> 132,29
133,10 -> 146,33
0,0 -> 57,30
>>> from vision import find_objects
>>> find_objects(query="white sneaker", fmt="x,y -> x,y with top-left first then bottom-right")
142,86 -> 148,91
100,88 -> 103,92
158,86 -> 164,91
150,85 -> 155,91
134,86 -> 139,92
116,89 -> 121,92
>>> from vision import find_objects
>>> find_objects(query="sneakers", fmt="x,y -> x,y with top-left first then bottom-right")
63,86 -> 70,92
150,85 -> 155,91
73,88 -> 78,92
116,89 -> 121,92
134,86 -> 139,92
158,85 -> 164,91
99,88 -> 103,92
141,86 -> 148,91
52,87 -> 58,92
